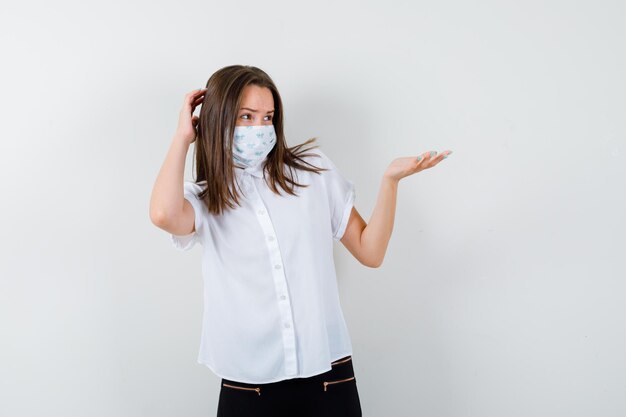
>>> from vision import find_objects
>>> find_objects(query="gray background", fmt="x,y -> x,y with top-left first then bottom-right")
1,0 -> 625,416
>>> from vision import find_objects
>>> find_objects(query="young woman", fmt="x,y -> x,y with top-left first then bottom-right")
150,65 -> 451,417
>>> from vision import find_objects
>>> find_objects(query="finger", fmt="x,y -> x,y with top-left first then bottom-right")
183,97 -> 206,116
417,151 -> 435,162
191,100 -> 203,112
193,88 -> 207,98
185,90 -> 198,100
188,88 -> 206,96
188,92 -> 205,104
193,89 -> 207,100
419,151 -> 439,169
192,96 -> 205,107
432,154 -> 446,165
429,151 -> 451,167
186,88 -> 206,104
192,92 -> 206,106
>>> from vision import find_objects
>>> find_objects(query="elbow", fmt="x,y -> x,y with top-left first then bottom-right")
150,207 -> 169,228
361,255 -> 384,269
370,258 -> 384,268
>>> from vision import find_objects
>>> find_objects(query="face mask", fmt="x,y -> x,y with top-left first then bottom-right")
232,124 -> 276,167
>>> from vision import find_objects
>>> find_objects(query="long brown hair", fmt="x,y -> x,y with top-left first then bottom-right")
193,65 -> 326,215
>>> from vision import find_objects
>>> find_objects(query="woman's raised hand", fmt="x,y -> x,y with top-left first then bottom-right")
175,88 -> 207,145
384,150 -> 453,182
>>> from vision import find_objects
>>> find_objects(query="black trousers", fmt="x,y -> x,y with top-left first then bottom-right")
216,355 -> 362,417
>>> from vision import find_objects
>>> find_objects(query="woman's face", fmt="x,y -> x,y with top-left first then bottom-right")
236,84 -> 275,127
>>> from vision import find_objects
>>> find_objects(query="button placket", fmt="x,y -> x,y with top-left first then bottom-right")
249,177 -> 298,376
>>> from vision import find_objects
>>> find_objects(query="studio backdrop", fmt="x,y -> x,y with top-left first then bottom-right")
1,0 -> 624,416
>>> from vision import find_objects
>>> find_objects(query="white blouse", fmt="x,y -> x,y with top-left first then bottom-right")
170,147 -> 356,384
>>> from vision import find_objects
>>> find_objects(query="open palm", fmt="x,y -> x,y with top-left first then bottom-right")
385,150 -> 453,182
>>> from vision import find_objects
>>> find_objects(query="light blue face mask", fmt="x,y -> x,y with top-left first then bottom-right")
232,124 -> 276,167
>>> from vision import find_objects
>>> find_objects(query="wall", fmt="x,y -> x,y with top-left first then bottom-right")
1,0 -> 624,415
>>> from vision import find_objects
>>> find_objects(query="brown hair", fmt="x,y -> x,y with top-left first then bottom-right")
192,65 -> 326,215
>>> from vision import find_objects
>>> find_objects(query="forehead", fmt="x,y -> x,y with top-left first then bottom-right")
239,85 -> 274,109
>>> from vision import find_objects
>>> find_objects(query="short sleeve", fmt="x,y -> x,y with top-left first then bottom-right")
170,181 -> 206,251
315,149 -> 356,241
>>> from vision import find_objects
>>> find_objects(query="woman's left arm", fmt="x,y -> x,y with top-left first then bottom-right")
340,150 -> 452,267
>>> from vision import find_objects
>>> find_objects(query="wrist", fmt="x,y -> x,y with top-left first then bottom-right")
382,172 -> 399,186
173,133 -> 192,147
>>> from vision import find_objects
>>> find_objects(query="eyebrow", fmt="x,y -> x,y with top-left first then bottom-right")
239,107 -> 275,113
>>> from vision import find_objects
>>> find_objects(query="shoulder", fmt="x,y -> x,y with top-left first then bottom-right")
308,148 -> 346,177
297,147 -> 333,170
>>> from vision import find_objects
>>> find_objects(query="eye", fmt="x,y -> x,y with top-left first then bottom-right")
240,113 -> 273,121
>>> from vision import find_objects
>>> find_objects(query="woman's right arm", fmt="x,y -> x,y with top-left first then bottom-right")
149,88 -> 206,236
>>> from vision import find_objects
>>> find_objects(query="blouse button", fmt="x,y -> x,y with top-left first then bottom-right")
284,323 -> 291,328
280,295 -> 286,300
258,209 -> 265,215
274,264 -> 282,269
268,235 -> 275,241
